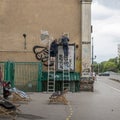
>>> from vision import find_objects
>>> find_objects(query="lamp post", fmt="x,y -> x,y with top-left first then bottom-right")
91,37 -> 96,74
98,63 -> 99,74
92,37 -> 94,65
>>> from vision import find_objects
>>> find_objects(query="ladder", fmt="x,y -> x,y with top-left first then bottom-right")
47,40 -> 56,92
62,56 -> 70,91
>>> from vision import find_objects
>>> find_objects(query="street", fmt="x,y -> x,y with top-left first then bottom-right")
72,76 -> 120,120
1,76 -> 120,120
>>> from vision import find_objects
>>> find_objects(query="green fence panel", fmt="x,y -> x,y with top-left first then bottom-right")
37,62 -> 42,92
14,62 -> 42,92
1,62 -> 81,92
3,61 -> 14,87
9,62 -> 15,87
0,62 -> 5,80
75,81 -> 80,92
4,61 -> 11,81
42,72 -> 80,81
41,72 -> 81,92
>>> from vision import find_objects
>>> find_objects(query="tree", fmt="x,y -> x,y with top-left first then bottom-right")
94,57 -> 119,73
102,61 -> 117,72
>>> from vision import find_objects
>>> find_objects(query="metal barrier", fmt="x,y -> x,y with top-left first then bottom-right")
0,61 -> 81,92
0,62 -> 5,80
0,61 -> 42,92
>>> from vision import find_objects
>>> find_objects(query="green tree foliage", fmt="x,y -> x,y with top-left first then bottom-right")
93,57 -> 120,73
104,61 -> 117,72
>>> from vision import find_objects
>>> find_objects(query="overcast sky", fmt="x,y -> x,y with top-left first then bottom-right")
91,0 -> 120,63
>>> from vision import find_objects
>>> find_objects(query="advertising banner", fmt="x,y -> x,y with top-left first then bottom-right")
57,44 -> 75,71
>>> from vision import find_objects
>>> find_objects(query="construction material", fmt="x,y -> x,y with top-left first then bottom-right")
10,88 -> 31,103
49,88 -> 68,105
0,96 -> 21,120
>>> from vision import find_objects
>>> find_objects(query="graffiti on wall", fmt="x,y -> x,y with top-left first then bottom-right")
33,45 -> 48,62
33,45 -> 54,66
33,44 -> 75,69
82,44 -> 91,75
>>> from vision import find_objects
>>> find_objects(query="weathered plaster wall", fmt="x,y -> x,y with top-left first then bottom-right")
0,0 -> 81,62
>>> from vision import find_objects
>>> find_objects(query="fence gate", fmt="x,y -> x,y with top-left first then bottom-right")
0,61 -> 42,92
14,62 -> 42,92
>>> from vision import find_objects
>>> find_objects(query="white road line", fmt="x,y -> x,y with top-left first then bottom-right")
102,82 -> 120,93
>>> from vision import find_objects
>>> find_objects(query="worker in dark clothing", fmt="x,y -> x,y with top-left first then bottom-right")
61,34 -> 69,57
50,39 -> 58,61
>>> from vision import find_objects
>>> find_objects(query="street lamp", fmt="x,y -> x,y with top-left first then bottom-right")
91,37 -> 96,73
98,63 -> 99,74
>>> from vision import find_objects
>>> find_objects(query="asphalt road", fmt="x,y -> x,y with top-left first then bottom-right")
72,76 -> 120,120
1,76 -> 120,120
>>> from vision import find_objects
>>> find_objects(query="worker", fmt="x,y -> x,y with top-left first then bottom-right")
50,39 -> 58,61
61,34 -> 69,57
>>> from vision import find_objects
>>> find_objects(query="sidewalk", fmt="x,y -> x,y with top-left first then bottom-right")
109,74 -> 120,82
1,92 -> 71,120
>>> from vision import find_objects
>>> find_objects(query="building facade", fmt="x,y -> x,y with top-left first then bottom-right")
0,0 -> 92,73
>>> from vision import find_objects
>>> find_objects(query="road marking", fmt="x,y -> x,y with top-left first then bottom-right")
66,118 -> 69,120
66,101 -> 73,120
103,82 -> 120,93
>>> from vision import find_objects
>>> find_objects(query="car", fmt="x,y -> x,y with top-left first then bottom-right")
99,72 -> 110,76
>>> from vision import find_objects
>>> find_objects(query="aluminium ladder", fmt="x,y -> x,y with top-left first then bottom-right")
47,40 -> 56,92
62,55 -> 70,91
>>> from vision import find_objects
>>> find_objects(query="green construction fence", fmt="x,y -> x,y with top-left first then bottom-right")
42,72 -> 81,92
0,61 -> 81,92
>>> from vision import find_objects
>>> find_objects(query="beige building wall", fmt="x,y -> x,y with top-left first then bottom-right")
81,0 -> 92,73
0,0 -> 92,73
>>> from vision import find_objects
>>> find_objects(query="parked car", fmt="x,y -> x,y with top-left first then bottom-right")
99,72 -> 110,76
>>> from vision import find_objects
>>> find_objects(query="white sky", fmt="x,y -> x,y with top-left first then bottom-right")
91,0 -> 120,63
